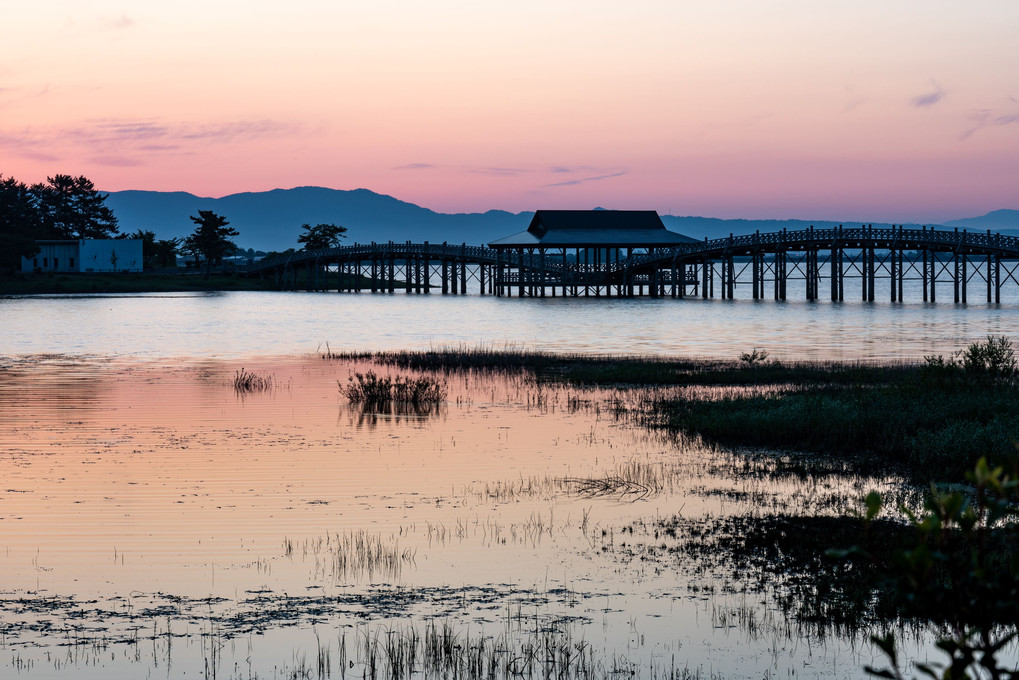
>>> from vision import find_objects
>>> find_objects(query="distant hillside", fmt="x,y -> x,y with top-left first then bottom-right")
106,187 -> 528,252
944,209 -> 1019,233
105,186 -> 1014,251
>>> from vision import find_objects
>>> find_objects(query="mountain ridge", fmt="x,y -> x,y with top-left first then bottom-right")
104,187 -> 1019,252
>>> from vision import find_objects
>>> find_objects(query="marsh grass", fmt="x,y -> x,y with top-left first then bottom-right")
340,371 -> 447,408
232,368 -> 276,393
655,379 -> 1019,481
284,530 -> 416,582
320,345 -> 922,387
330,618 -> 704,680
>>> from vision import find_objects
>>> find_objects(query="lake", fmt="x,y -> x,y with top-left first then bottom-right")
0,291 -> 1016,678
2,289 -> 1018,360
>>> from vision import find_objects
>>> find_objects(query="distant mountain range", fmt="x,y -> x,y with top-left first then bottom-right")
104,187 -> 1019,252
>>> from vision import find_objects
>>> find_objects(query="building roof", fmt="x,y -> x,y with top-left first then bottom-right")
488,210 -> 697,248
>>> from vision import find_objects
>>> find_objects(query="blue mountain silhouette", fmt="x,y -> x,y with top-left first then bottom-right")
105,186 -> 1016,251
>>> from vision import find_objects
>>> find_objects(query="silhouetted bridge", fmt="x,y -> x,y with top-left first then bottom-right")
243,226 -> 1019,303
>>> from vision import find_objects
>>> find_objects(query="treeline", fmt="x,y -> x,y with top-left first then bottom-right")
0,173 -> 226,272
0,174 -> 126,270
3,171 -> 350,274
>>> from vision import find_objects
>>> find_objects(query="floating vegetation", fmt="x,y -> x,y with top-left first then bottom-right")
340,370 -> 447,408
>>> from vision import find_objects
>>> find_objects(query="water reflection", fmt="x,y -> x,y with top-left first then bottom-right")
2,291 -> 1018,360
0,354 -> 942,677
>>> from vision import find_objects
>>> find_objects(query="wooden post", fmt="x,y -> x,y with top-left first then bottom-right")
961,252 -> 968,304
922,246 -> 928,302
370,245 -> 377,293
442,242 -> 449,294
867,233 -> 875,302
995,253 -> 1001,304
889,243 -> 896,302
897,247 -> 904,303
388,243 -> 395,294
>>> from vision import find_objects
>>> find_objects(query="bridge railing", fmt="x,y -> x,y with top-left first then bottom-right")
693,226 -> 1019,254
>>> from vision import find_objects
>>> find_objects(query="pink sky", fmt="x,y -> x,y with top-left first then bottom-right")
2,1 -> 1017,222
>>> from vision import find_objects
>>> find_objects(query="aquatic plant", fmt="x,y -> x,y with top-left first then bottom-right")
233,368 -> 275,392
339,370 -> 447,407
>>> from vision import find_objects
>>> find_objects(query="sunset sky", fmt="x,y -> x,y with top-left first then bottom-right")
2,1 -> 1017,222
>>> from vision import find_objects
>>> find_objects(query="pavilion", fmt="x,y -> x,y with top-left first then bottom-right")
487,210 -> 697,297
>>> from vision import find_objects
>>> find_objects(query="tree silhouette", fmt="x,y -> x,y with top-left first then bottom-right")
184,210 -> 238,278
0,175 -> 44,270
32,174 -> 119,239
297,223 -> 347,250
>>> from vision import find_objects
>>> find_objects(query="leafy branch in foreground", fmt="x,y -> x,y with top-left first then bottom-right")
836,455 -> 1019,679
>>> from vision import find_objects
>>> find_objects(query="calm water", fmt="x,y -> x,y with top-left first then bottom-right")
0,292 -> 1016,678
2,290 -> 1018,360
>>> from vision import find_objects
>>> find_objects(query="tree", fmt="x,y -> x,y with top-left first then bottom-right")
0,175 -> 45,271
297,223 -> 346,251
184,210 -> 238,277
153,238 -> 182,269
32,174 -> 119,239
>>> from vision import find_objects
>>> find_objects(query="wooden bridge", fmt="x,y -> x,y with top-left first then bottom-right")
243,226 -> 1019,303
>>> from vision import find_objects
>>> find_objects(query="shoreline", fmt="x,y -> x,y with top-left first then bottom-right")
0,271 -> 279,295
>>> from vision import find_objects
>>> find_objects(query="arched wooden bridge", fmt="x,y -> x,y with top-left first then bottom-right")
243,226 -> 1019,303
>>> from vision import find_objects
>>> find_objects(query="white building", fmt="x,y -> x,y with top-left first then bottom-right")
21,239 -> 144,273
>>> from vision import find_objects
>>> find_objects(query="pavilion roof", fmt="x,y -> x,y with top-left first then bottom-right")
488,210 -> 697,248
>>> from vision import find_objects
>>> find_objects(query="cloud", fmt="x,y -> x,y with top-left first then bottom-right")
548,165 -> 600,174
468,166 -> 526,176
960,108 -> 1019,140
911,83 -> 945,108
107,12 -> 135,30
542,170 -> 626,188
88,155 -> 143,167
0,130 -> 61,162
394,163 -> 528,176
0,117 -> 303,164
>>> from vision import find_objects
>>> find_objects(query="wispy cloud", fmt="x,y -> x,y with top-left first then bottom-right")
0,130 -> 61,162
842,85 -> 866,113
0,117 -> 303,163
106,12 -> 135,30
542,170 -> 626,188
468,166 -> 526,176
548,165 -> 599,174
88,154 -> 143,167
394,163 -> 527,176
960,108 -> 1019,140
911,82 -> 945,108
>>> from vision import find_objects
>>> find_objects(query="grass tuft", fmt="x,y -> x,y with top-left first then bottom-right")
233,368 -> 275,393
340,370 -> 447,408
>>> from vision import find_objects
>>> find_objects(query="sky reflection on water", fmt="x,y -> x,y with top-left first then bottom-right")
2,291 -> 1017,361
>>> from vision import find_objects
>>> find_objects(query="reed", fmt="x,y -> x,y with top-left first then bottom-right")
339,371 -> 447,407
232,368 -> 275,393
335,619 -> 704,680
320,345 -> 925,387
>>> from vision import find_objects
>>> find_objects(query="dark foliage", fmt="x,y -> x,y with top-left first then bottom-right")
32,174 -> 119,239
0,175 -> 44,270
184,210 -> 239,277
297,223 -> 347,250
